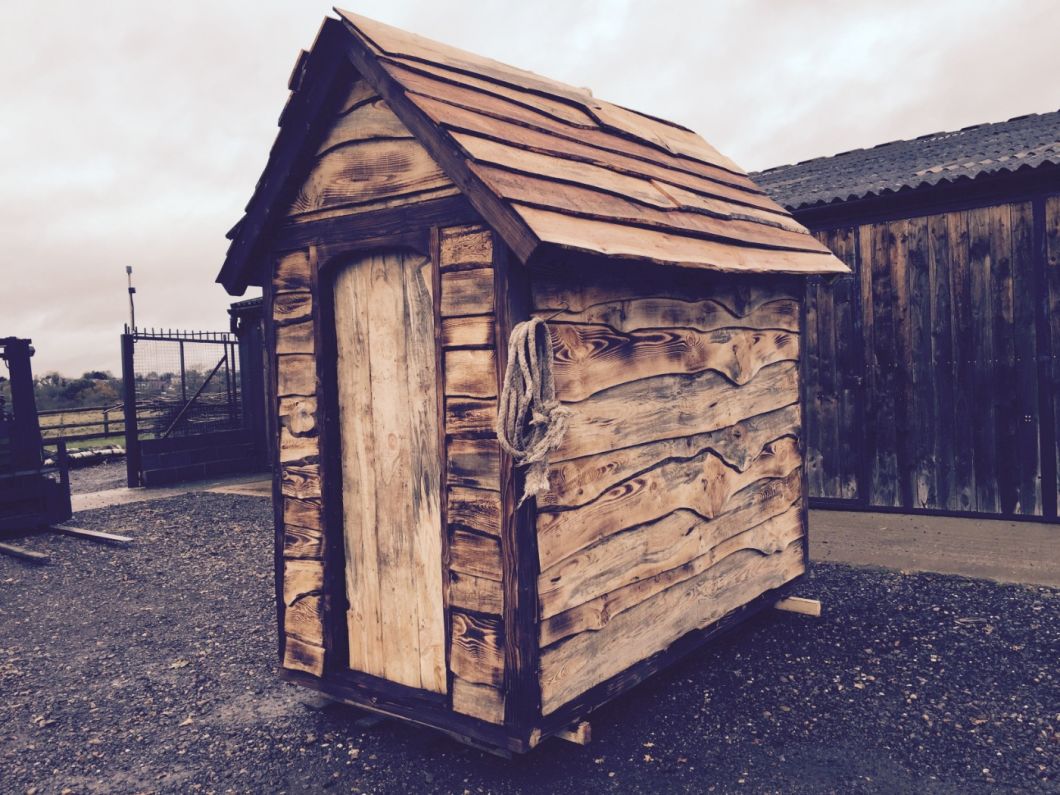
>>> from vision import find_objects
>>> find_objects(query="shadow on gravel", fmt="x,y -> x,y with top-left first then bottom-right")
0,492 -> 1055,793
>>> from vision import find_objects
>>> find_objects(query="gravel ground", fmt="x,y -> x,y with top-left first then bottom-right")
0,492 -> 1056,794
67,459 -> 127,495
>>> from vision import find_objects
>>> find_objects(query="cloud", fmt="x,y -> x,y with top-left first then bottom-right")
2,0 -> 1058,374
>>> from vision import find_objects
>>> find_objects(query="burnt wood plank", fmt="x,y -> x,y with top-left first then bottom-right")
540,472 -> 802,645
444,349 -> 498,399
445,397 -> 497,436
442,315 -> 495,348
538,438 -> 802,571
554,360 -> 800,462
447,438 -> 501,489
542,403 -> 800,510
449,611 -> 505,688
549,324 -> 798,401
449,528 -> 502,581
440,268 -> 495,316
538,542 -> 805,714
447,486 -> 501,536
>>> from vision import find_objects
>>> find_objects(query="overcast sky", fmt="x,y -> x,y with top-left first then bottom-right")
3,0 -> 1059,376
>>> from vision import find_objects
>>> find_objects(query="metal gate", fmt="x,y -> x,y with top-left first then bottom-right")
121,326 -> 262,486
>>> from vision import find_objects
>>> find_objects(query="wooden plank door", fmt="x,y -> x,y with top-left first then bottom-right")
333,250 -> 447,693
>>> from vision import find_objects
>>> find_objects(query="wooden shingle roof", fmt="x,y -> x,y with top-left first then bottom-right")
218,12 -> 847,294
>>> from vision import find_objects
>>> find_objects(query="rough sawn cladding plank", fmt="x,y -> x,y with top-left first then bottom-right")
285,77 -> 458,223
438,224 -> 508,723
273,249 -> 326,677
333,250 -> 447,693
531,264 -> 807,715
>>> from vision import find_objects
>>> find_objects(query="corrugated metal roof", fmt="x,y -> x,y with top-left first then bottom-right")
752,110 -> 1060,210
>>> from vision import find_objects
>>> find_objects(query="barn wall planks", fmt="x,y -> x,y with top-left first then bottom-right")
438,223 -> 508,723
530,263 -> 807,715
804,196 -> 1060,518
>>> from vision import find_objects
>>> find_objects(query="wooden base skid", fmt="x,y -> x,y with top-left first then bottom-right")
280,580 -> 804,755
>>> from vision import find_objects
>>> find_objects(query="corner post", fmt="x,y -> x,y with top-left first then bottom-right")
493,240 -> 541,736
121,331 -> 141,487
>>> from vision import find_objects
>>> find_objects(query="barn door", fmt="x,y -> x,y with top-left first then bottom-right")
332,250 -> 447,693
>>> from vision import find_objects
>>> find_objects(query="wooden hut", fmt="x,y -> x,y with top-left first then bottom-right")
216,11 -> 847,753
753,111 -> 1060,521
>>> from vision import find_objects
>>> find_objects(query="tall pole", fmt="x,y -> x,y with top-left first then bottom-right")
126,266 -> 136,331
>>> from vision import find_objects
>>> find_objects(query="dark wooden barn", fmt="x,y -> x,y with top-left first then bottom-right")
217,11 -> 846,752
754,112 -> 1060,522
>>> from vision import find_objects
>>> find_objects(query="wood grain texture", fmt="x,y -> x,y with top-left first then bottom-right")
283,524 -> 324,559
450,528 -> 503,581
532,268 -> 799,319
276,320 -> 315,355
540,471 -> 803,645
534,297 -> 799,334
539,540 -> 805,713
554,360 -> 799,462
447,438 -> 501,489
445,397 -> 497,436
550,324 -> 798,401
283,634 -> 325,677
439,225 -> 493,269
316,97 -> 415,153
539,502 -> 803,625
273,292 -> 313,326
279,396 -> 318,435
442,315 -> 495,348
333,250 -> 446,693
451,676 -> 505,724
449,611 -> 505,687
275,251 -> 312,292
277,354 -> 317,397
449,570 -> 504,615
285,77 -> 454,222
538,437 -> 802,571
542,403 -> 799,509
440,268 -> 495,316
444,349 -> 498,399
447,486 -> 501,535
279,427 -> 319,464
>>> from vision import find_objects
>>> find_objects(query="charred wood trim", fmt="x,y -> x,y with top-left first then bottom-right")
493,240 -> 541,728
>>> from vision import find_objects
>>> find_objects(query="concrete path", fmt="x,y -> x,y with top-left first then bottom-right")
71,473 -> 272,512
810,509 -> 1060,588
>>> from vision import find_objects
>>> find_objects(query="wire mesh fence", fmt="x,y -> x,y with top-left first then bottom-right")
126,328 -> 243,440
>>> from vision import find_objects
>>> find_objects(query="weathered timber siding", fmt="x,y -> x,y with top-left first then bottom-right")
530,262 -> 807,715
285,78 -> 459,224
439,224 -> 507,724
805,195 -> 1060,519
273,250 -> 326,676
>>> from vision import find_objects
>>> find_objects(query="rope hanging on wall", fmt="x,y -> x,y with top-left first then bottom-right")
496,317 -> 572,506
